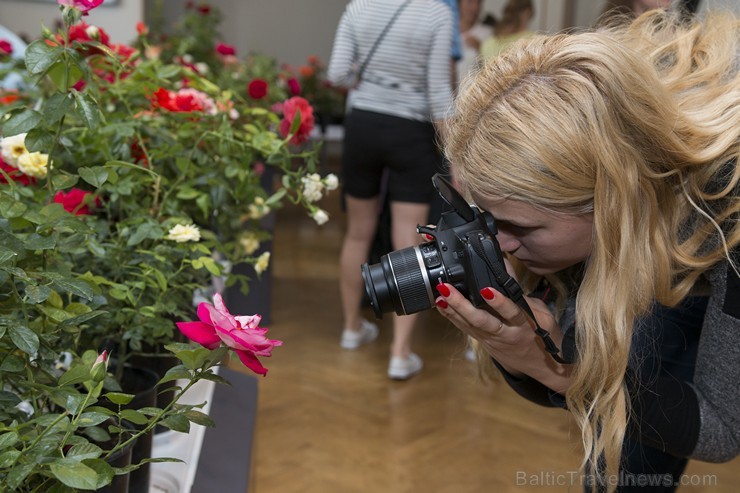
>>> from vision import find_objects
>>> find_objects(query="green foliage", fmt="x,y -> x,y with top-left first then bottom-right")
0,2 -> 333,490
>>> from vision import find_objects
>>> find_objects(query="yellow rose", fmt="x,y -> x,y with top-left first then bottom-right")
17,152 -> 49,178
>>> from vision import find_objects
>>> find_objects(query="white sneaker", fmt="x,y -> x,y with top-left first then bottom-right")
340,319 -> 379,349
388,353 -> 423,380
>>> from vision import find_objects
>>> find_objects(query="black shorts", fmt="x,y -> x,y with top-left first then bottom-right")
341,109 -> 446,204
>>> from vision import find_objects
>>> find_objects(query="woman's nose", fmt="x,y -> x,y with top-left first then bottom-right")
496,230 -> 520,253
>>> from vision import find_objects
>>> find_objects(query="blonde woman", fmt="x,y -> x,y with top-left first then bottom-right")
436,10 -> 739,492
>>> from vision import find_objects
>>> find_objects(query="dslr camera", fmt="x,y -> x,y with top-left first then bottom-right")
361,174 -> 565,362
361,173 -> 523,317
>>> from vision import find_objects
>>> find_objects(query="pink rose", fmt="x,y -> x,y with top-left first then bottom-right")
57,0 -> 104,14
0,40 -> 12,57
176,293 -> 282,376
279,96 -> 315,145
287,77 -> 301,96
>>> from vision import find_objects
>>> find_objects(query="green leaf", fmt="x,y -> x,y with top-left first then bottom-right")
50,460 -> 100,490
59,365 -> 92,387
0,431 -> 19,450
120,409 -> 148,425
2,109 -> 43,136
159,367 -> 191,384
51,172 -> 80,190
73,91 -> 101,132
25,127 -> 55,153
24,233 -> 56,250
67,442 -> 103,461
47,289 -> 64,308
185,409 -> 215,427
127,222 -> 162,247
9,325 -> 39,355
59,310 -> 107,328
43,92 -> 74,124
77,412 -> 111,429
159,414 -> 190,433
5,462 -> 33,490
24,284 -> 51,304
103,392 -> 134,405
25,39 -> 63,75
79,167 -> 109,188
176,187 -> 201,200
48,60 -> 84,93
0,354 -> 25,372
43,274 -> 94,301
83,458 -> 114,489
0,449 -> 21,468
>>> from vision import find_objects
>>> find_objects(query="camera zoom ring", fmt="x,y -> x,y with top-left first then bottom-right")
388,248 -> 431,314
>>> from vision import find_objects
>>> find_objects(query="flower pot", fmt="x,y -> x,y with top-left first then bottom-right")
97,428 -> 137,493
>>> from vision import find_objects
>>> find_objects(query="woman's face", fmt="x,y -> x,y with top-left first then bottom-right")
473,195 -> 594,275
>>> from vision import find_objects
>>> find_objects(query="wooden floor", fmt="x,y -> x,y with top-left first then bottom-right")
237,143 -> 739,493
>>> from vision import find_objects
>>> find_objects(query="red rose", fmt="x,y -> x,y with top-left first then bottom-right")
53,188 -> 100,215
247,79 -> 268,99
0,158 -> 35,186
68,22 -> 111,47
0,40 -> 12,57
279,96 -> 315,145
197,4 -> 211,14
215,42 -> 236,56
287,77 -> 301,96
136,22 -> 148,36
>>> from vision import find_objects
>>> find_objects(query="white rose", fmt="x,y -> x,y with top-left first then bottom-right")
311,208 -> 329,226
166,224 -> 201,243
301,173 -> 324,203
324,173 -> 339,191
17,152 -> 49,178
1,133 -> 28,167
255,251 -> 270,275
85,25 -> 100,39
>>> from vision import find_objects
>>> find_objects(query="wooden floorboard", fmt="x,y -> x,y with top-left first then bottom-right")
233,144 -> 739,492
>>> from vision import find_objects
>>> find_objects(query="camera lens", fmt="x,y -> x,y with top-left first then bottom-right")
361,244 -> 437,318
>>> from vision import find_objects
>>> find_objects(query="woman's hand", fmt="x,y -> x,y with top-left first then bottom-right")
434,282 -> 572,393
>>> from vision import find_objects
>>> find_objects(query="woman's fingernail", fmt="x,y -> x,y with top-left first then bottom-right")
480,287 -> 495,300
424,233 -> 434,241
435,299 -> 448,309
436,283 -> 451,297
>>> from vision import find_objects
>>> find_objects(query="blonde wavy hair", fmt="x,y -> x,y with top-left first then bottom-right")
444,10 -> 739,491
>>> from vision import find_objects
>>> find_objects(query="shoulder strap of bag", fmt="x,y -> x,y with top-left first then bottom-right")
356,0 -> 412,82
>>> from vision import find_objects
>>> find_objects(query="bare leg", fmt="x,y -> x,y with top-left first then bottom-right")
339,195 -> 380,333
389,201 -> 430,359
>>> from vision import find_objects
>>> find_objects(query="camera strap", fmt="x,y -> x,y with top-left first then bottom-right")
467,234 -> 568,364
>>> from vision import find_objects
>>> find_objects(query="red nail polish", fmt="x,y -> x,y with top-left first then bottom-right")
480,287 -> 495,300
436,299 -> 448,309
424,234 -> 435,241
436,283 -> 451,297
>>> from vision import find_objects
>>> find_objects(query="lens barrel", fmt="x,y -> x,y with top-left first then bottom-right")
361,245 -> 435,317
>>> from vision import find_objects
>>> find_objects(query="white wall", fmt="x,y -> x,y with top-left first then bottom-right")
0,0 -> 144,45
3,0 -> 735,68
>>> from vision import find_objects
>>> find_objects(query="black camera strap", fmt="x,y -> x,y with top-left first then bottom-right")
467,234 -> 568,364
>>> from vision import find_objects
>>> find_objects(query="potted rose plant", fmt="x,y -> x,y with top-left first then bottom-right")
0,1 -> 336,490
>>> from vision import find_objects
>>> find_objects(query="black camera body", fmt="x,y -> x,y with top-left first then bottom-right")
361,174 -> 523,318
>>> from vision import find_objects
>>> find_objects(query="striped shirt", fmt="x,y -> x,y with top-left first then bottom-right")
327,0 -> 454,122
